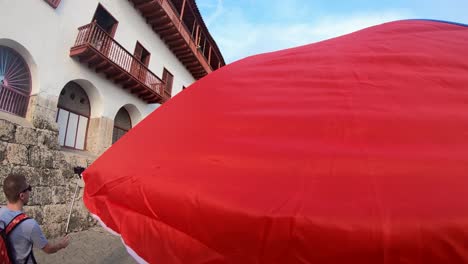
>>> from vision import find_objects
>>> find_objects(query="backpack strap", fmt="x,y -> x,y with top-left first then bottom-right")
23,249 -> 37,264
5,213 -> 29,235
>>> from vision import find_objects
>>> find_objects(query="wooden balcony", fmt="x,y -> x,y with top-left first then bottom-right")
70,22 -> 168,104
129,0 -> 215,79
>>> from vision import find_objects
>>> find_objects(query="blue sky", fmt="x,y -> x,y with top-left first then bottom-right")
197,0 -> 468,63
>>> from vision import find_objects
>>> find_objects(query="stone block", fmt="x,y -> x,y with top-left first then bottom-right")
40,168 -> 65,186
0,119 -> 15,142
23,205 -> 44,225
6,143 -> 28,165
0,165 -> 11,183
62,168 -> 75,180
63,154 -> 89,169
43,204 -> 68,223
86,117 -> 114,155
28,95 -> 59,132
38,129 -> 60,150
0,141 -> 6,162
41,223 -> 64,238
15,126 -> 38,146
51,186 -> 68,204
29,146 -> 54,168
67,200 -> 93,233
0,192 -> 5,204
29,186 -> 53,205
11,166 -> 41,186
32,116 -> 58,132
52,151 -> 68,170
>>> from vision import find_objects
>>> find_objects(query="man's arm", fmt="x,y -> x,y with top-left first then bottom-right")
28,219 -> 70,254
42,235 -> 70,254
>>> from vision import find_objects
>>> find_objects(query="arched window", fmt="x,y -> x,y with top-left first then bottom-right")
0,46 -> 31,117
112,107 -> 132,144
56,82 -> 90,150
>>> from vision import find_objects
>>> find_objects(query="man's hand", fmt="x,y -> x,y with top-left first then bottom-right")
58,235 -> 70,249
42,235 -> 71,254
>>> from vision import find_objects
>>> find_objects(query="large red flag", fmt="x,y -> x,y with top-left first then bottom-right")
83,20 -> 468,263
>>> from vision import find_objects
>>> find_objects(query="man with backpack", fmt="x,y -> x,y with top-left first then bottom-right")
0,174 -> 70,263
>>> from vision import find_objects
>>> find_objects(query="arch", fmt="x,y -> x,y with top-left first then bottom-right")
0,42 -> 34,117
111,104 -> 142,144
70,79 -> 103,118
0,39 -> 38,95
121,103 -> 142,125
56,81 -> 91,150
112,107 -> 131,144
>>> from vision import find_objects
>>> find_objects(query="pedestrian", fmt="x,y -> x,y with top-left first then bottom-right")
0,174 -> 70,263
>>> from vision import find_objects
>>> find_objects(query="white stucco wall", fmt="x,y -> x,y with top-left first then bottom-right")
0,0 -> 195,124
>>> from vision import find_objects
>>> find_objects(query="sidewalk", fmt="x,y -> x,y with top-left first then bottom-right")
34,226 -> 137,264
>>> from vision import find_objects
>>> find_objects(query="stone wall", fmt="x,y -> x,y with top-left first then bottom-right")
0,118 -> 97,238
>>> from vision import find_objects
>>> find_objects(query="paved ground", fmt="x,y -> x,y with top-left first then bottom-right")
34,226 -> 137,264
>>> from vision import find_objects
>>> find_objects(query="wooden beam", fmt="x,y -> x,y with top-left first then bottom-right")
152,20 -> 173,30
91,59 -> 108,69
171,45 -> 190,53
180,55 -> 195,61
122,78 -> 137,88
138,90 -> 152,96
131,86 -> 145,93
175,46 -> 190,54
110,71 -> 126,81
145,9 -> 165,19
124,82 -> 141,90
147,99 -> 160,104
148,15 -> 169,25
185,60 -> 200,67
143,94 -> 158,101
136,0 -> 157,10
130,0 -> 148,5
103,66 -> 118,75
159,27 -> 177,36
80,53 -> 99,64
181,59 -> 197,66
96,63 -> 113,72
192,69 -> 206,75
166,34 -> 182,43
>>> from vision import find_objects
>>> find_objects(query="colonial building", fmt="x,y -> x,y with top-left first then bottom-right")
0,0 -> 224,236
1,0 -> 224,154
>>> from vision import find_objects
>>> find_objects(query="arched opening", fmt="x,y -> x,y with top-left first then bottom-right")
56,81 -> 91,150
0,46 -> 31,117
112,107 -> 132,144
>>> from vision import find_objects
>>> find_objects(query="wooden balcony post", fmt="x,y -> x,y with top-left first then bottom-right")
195,24 -> 200,46
180,0 -> 187,20
208,46 -> 212,65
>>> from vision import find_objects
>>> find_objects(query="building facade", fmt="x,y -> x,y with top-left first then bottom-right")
0,0 -> 224,236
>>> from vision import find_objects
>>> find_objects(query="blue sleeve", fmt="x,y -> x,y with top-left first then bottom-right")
29,220 -> 48,249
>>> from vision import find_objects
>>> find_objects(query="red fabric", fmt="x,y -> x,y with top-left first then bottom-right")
83,20 -> 468,264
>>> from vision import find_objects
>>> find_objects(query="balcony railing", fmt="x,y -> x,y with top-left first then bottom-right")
0,85 -> 29,117
129,0 -> 219,79
70,22 -> 168,103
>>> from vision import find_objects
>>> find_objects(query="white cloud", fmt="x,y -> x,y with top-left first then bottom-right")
203,0 -> 224,27
207,6 -> 412,63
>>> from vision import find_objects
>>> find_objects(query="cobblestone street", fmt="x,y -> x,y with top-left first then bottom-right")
34,226 -> 137,264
